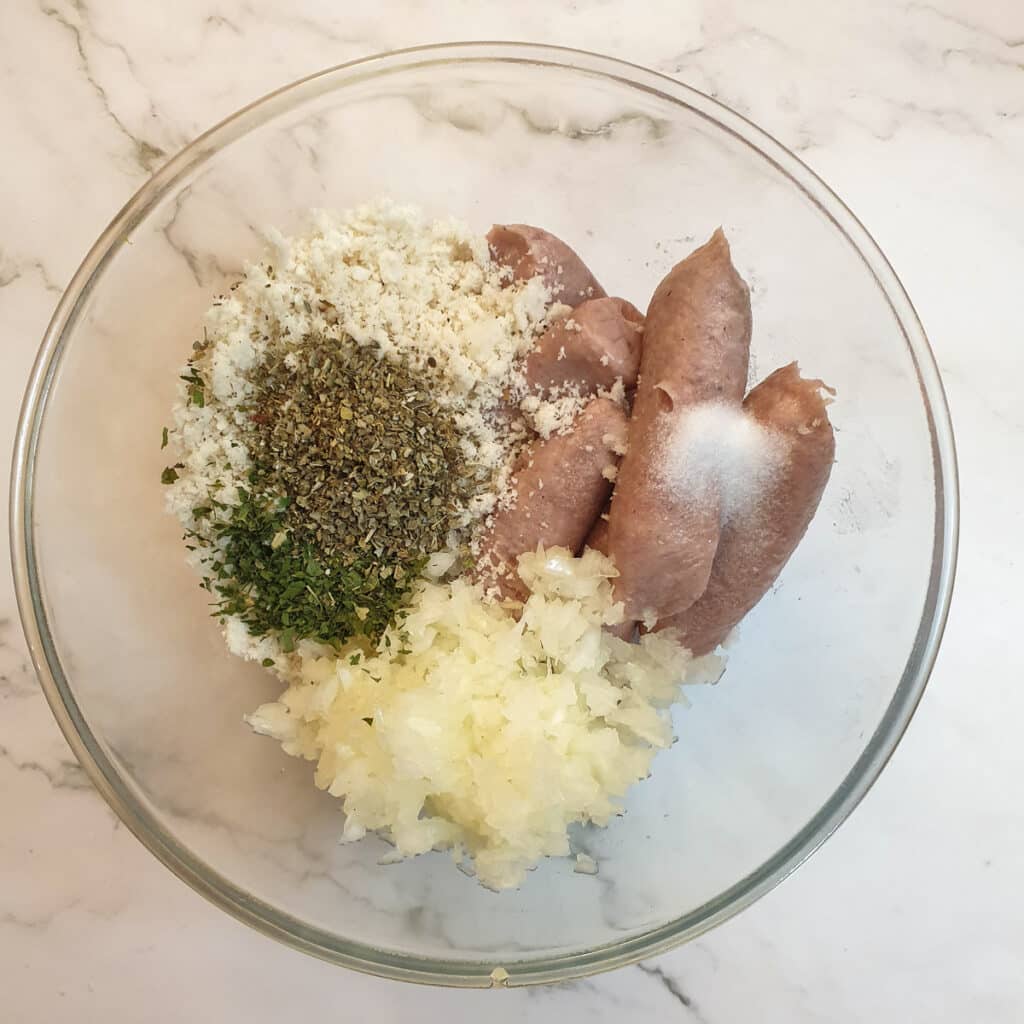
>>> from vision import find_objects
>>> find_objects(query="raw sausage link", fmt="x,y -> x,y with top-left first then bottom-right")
478,398 -> 627,601
606,229 -> 752,623
657,363 -> 835,654
639,228 -> 752,412
487,224 -> 607,306
525,297 -> 644,396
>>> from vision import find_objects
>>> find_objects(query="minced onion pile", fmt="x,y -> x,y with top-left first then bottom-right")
247,549 -> 721,890
164,201 -> 716,889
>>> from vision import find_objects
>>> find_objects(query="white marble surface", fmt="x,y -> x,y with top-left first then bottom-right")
1,1 -> 1021,1020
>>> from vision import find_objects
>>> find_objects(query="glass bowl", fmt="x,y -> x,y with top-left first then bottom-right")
11,43 -> 958,987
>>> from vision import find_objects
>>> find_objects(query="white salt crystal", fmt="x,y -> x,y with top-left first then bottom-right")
659,404 -> 786,521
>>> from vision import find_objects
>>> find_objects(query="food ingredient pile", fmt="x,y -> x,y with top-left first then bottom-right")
163,199 -> 834,889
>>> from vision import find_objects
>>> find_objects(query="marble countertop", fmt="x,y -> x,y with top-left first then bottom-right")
3,1 -> 1021,1020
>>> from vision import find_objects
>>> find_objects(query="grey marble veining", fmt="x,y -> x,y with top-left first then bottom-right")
2,1 -> 1022,1021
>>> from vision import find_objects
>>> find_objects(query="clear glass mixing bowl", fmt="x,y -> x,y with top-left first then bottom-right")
11,43 -> 958,986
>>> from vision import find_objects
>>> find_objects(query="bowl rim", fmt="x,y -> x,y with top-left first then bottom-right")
9,40 -> 959,987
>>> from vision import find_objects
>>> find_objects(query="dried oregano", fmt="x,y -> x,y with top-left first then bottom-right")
169,333 -> 486,646
244,334 -> 480,567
